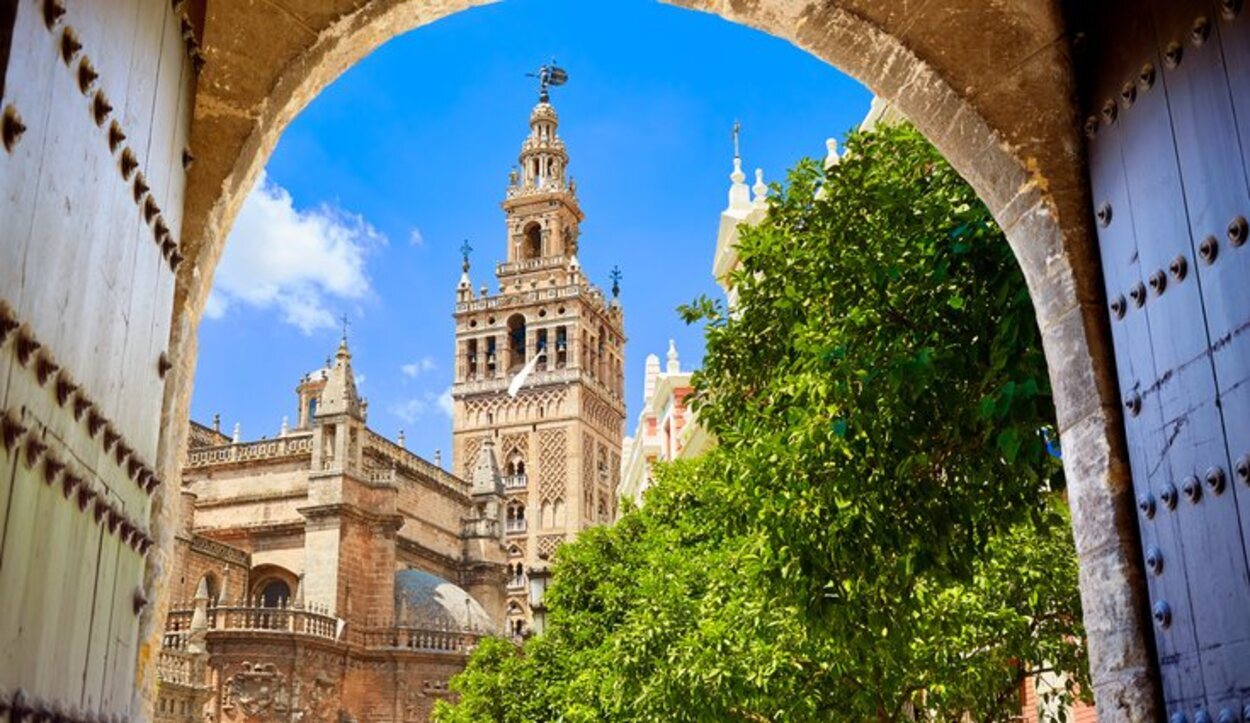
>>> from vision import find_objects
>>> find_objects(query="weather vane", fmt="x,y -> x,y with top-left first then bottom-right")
526,59 -> 568,102
461,239 -> 473,273
610,266 -> 622,299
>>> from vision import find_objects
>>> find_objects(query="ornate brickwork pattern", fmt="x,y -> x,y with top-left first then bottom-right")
582,432 -> 595,488
537,535 -> 564,561
581,394 -> 622,436
463,387 -> 567,426
538,428 -> 567,503
462,436 -> 483,479
501,432 -> 529,467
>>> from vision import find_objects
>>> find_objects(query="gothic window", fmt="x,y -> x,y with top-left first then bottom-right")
507,314 -> 527,371
508,563 -> 526,589
507,501 -> 526,533
522,223 -> 542,259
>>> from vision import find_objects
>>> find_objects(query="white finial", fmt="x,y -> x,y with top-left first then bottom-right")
666,339 -> 680,374
434,449 -> 443,469
816,139 -> 840,201
397,429 -> 406,448
728,157 -> 750,211
280,416 -> 289,436
232,422 -> 241,444
823,138 -> 840,170
752,169 -> 768,210
644,353 -> 661,403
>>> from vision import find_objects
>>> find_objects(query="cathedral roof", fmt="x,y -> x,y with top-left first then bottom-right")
393,570 -> 497,633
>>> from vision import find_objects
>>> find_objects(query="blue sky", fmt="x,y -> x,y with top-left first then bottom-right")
192,0 -> 872,461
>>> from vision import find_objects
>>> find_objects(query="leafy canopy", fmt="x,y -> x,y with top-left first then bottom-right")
435,124 -> 1088,723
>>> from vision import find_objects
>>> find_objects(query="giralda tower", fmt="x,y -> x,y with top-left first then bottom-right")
450,67 -> 626,634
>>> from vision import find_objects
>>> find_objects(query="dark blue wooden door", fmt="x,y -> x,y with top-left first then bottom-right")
1076,0 -> 1250,719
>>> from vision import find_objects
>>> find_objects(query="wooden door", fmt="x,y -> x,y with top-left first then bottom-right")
1077,0 -> 1250,718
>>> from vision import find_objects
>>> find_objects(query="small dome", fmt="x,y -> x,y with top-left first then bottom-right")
394,570 -> 497,633
530,102 -> 558,125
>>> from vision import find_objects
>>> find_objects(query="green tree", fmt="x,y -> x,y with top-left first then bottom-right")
435,124 -> 1089,722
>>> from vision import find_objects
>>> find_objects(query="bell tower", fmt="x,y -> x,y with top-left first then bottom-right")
450,65 -> 626,635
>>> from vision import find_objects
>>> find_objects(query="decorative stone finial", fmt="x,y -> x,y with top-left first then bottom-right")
823,138 -> 839,169
397,429 -> 406,448
212,413 -> 220,433
434,449 -> 443,468
610,266 -> 622,299
280,416 -> 288,436
729,157 -> 750,211
231,422 -> 240,444
752,168 -> 768,210
667,339 -> 680,374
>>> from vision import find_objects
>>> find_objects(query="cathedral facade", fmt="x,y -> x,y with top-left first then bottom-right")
451,86 -> 627,635
157,338 -> 509,723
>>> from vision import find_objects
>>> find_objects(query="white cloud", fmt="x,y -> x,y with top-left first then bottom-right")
390,397 -> 430,425
355,373 -> 366,387
409,227 -> 425,247
390,386 -> 454,425
401,357 -> 437,378
211,172 -> 382,334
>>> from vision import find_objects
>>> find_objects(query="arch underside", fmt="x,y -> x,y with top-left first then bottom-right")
147,1 -> 1151,719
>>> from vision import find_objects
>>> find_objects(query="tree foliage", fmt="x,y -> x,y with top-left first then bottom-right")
435,125 -> 1089,723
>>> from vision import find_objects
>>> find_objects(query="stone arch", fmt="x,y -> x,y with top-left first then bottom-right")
148,1 -> 1151,717
248,564 -> 299,608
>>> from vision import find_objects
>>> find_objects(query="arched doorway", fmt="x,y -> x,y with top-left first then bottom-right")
0,1 -> 1190,719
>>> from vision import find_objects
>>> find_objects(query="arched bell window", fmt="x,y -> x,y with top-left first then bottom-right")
521,223 -> 542,259
507,314 -> 527,370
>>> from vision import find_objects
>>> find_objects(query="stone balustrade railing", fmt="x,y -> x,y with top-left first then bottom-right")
352,626 -> 480,654
365,430 -> 468,496
455,284 -> 583,313
495,255 -> 569,276
156,648 -> 206,688
165,603 -> 339,641
186,432 -> 314,469
162,604 -> 485,656
502,474 -> 528,490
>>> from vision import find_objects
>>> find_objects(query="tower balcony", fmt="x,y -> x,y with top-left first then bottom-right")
496,254 -> 569,276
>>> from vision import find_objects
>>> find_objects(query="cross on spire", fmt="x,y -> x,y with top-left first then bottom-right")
610,266 -> 622,298
461,239 -> 473,273
340,313 -> 350,342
